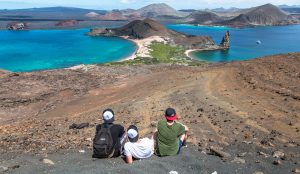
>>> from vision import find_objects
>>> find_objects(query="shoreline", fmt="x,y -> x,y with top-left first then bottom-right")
184,46 -> 223,61
119,36 -> 169,61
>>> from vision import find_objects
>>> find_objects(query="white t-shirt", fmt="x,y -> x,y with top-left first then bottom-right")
124,138 -> 154,159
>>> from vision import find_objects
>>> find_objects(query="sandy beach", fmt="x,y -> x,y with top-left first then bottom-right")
121,36 -> 169,61
184,46 -> 223,60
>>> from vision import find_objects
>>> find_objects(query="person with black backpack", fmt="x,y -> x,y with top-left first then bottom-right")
93,109 -> 126,158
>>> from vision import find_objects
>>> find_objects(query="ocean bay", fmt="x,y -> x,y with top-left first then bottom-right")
0,28 -> 136,72
168,24 -> 300,62
1,24 -> 300,72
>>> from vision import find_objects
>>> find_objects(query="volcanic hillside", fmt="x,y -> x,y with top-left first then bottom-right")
220,3 -> 299,27
184,11 -> 223,24
88,18 -> 216,49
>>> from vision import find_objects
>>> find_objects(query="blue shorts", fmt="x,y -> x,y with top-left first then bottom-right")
177,139 -> 184,154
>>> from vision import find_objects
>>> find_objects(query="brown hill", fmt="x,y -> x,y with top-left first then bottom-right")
245,4 -> 294,25
184,11 -> 223,24
220,3 -> 299,27
136,3 -> 187,18
85,3 -> 188,22
88,18 -> 215,49
95,10 -> 128,21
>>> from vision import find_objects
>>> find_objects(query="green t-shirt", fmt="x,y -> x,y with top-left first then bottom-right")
156,120 -> 185,156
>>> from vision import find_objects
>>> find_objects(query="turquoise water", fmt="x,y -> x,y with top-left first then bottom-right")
167,24 -> 300,62
0,29 -> 136,72
1,25 -> 300,72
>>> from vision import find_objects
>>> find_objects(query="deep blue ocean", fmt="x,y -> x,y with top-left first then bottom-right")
0,29 -> 136,72
167,24 -> 300,62
1,24 -> 300,72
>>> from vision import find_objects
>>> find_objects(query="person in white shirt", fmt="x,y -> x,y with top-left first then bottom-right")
124,125 -> 154,164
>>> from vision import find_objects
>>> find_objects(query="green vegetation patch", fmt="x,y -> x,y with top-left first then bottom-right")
149,42 -> 186,63
106,42 -> 206,66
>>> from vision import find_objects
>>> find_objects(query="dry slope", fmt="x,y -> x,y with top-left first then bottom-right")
0,53 -> 299,172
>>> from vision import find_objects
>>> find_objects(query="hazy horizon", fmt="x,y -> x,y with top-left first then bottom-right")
0,0 -> 299,10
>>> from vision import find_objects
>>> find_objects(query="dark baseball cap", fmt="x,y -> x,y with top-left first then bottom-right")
165,108 -> 177,121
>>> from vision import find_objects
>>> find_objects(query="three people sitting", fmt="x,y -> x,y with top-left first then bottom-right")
93,107 -> 189,163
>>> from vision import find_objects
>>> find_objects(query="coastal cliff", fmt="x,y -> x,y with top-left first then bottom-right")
88,18 -> 216,50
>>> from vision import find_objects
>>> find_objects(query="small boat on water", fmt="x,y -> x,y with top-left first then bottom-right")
256,40 -> 262,44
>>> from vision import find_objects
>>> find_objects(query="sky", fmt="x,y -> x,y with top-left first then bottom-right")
0,0 -> 299,10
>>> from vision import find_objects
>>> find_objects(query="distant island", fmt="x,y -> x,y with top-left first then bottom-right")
87,18 -> 230,65
0,3 -> 299,29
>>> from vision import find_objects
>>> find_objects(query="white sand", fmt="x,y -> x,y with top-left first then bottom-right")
185,46 -> 221,59
121,36 -> 169,61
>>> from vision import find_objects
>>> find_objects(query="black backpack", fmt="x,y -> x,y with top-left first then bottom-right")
93,124 -> 115,158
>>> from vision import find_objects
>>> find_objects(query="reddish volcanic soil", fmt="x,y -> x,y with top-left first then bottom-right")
0,53 -> 299,173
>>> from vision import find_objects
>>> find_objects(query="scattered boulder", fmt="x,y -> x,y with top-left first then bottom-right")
258,151 -> 269,157
9,165 -> 20,170
0,166 -> 9,172
197,108 -> 204,112
292,168 -> 300,173
231,157 -> 246,164
208,146 -> 231,158
273,160 -> 281,165
69,123 -> 89,129
272,150 -> 285,159
237,152 -> 247,157
253,172 -> 264,174
42,159 -> 55,165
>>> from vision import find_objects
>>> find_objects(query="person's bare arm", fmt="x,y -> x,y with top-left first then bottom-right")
184,125 -> 189,132
126,155 -> 133,164
151,129 -> 158,140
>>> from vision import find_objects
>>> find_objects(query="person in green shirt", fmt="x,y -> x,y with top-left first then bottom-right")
155,108 -> 189,156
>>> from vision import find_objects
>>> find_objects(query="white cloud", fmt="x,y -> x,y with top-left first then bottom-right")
120,0 -> 137,4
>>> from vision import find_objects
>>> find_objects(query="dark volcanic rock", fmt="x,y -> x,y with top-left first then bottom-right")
220,31 -> 230,48
88,18 -> 216,49
7,22 -> 29,30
